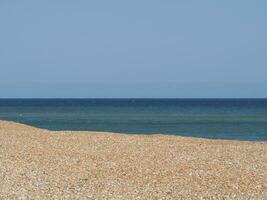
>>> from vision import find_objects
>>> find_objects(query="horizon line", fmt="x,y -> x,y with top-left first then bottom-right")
1,97 -> 267,100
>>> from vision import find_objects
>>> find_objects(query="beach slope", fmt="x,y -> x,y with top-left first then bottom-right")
0,120 -> 266,199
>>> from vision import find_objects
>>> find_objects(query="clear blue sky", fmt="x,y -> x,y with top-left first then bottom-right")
0,1 -> 266,98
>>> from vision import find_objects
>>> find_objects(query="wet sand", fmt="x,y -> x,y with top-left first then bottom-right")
0,120 -> 266,199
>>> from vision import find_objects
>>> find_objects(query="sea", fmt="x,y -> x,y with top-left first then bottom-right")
0,99 -> 266,141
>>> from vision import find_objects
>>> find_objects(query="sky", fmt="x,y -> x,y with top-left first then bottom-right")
0,1 -> 267,98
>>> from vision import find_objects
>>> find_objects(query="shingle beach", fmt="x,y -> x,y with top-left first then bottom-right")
0,120 -> 266,199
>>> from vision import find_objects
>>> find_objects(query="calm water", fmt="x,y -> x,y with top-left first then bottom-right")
0,99 -> 267,141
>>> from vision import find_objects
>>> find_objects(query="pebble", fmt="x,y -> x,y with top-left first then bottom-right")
0,120 -> 266,199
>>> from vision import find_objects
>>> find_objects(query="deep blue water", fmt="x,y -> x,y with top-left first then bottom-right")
0,99 -> 267,141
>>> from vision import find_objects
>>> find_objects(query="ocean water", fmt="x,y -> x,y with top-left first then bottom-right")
0,99 -> 267,141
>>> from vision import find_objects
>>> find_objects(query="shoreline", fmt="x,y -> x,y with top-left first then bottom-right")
0,120 -> 266,199
1,120 -> 265,143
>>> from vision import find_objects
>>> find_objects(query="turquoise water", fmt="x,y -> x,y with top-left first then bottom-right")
0,99 -> 267,141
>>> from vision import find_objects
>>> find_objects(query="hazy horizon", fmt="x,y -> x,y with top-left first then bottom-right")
1,1 -> 267,98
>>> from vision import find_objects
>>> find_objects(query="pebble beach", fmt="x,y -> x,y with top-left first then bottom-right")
0,120 -> 266,199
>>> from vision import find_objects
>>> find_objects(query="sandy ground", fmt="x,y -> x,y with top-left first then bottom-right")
0,120 -> 266,199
